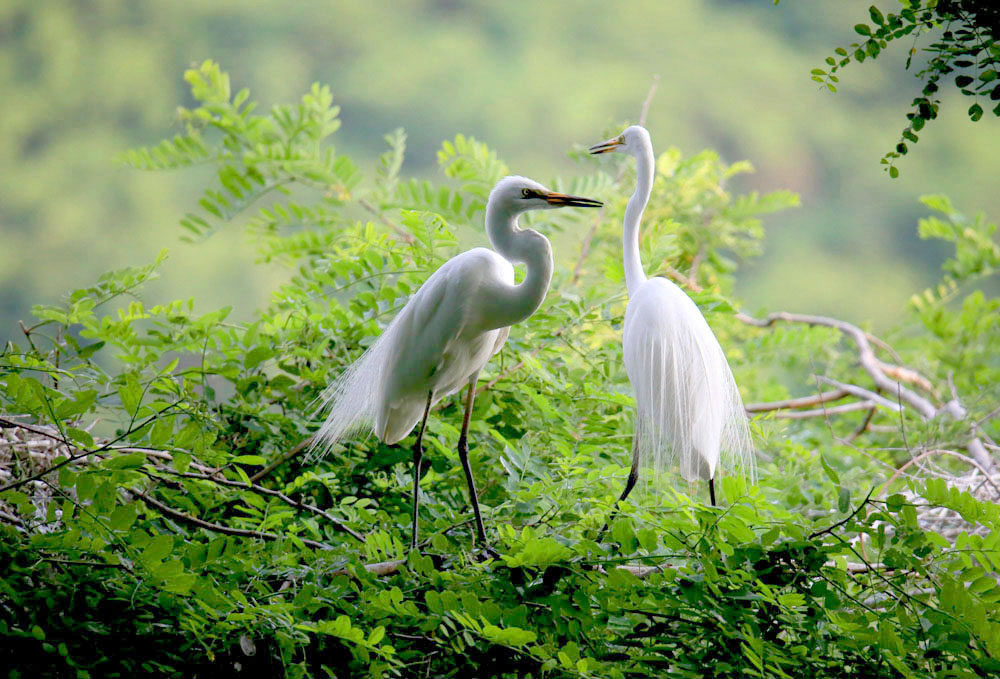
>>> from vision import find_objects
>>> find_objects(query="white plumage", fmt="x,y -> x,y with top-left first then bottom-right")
590,126 -> 754,504
313,248 -> 512,448
312,175 -> 602,549
624,277 -> 752,484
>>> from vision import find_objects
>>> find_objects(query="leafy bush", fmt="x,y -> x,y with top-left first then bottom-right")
2,61 -> 998,678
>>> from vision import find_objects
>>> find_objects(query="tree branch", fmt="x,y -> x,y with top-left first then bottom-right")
150,467 -> 364,542
770,400 -> 877,420
736,310 -> 995,472
131,490 -> 332,551
745,388 -> 849,413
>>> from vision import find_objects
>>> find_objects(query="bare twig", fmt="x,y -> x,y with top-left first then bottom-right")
814,376 -> 902,412
331,556 -> 671,579
664,266 -> 703,293
808,488 -> 876,540
248,436 -> 314,483
736,311 -> 995,472
881,449 -> 1000,499
737,312 -> 936,417
131,490 -> 332,551
849,405 -> 878,441
637,75 -> 660,127
571,75 -> 659,285
332,558 -> 407,577
0,508 -> 24,527
745,388 -> 849,414
770,401 -> 877,420
359,198 -> 415,244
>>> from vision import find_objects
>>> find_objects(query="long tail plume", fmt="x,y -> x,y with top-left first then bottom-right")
624,281 -> 756,489
309,319 -> 400,461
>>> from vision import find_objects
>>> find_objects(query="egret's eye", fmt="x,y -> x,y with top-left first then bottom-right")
521,188 -> 533,198
618,135 -> 626,144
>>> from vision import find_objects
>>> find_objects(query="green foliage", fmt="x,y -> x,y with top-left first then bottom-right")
813,0 -> 1000,175
2,62 -> 999,678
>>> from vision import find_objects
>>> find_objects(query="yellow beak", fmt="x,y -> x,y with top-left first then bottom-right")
544,192 -> 603,208
588,138 -> 623,155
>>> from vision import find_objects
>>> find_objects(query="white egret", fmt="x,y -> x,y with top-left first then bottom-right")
589,126 -> 754,507
312,176 -> 602,551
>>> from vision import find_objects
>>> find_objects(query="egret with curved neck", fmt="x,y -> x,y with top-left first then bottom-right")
313,176 -> 602,552
590,126 -> 754,508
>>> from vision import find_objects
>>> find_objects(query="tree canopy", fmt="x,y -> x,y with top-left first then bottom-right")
2,62 -> 999,678
811,0 -> 1000,175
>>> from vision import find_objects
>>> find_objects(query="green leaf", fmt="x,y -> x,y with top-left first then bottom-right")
66,427 -> 95,449
143,534 -> 173,562
149,417 -> 173,448
162,573 -> 196,595
233,455 -> 266,466
854,24 -> 871,36
819,455 -> 840,484
172,451 -> 191,474
76,474 -> 97,502
76,341 -> 105,359
104,452 -> 146,470
869,6 -> 884,25
243,346 -> 273,370
118,374 -> 143,416
110,503 -> 138,531
837,487 -> 851,514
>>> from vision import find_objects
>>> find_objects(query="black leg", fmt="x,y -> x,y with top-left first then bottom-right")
456,376 -> 489,548
708,477 -> 717,507
410,391 -> 433,551
598,434 -> 641,542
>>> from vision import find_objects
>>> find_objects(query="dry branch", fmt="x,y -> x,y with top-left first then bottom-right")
745,388 -> 849,414
736,311 -> 996,473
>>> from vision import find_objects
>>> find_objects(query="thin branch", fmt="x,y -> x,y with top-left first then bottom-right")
736,310 -> 995,472
131,490 -> 332,551
664,265 -> 703,292
248,436 -> 314,483
881,449 -> 1000,500
332,558 -> 407,577
151,467 -> 364,542
737,311 -> 937,417
808,487 -> 876,540
814,376 -> 903,412
359,198 -> 415,244
330,556 -> 672,579
770,400 -> 877,420
35,557 -> 127,570
571,75 -> 659,285
745,388 -> 849,413
0,508 -> 24,527
849,405 -> 877,441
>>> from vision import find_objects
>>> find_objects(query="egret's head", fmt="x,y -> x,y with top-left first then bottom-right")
489,176 -> 603,212
588,125 -> 651,157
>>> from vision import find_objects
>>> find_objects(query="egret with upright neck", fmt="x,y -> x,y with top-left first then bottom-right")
590,126 -> 754,508
313,176 -> 602,552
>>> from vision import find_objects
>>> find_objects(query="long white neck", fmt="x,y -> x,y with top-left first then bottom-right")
623,141 -> 654,296
483,203 -> 553,330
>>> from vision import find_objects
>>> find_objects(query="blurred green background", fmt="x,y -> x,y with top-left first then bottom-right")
2,0 -> 998,348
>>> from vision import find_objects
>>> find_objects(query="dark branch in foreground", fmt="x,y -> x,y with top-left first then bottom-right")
131,490 -> 332,551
